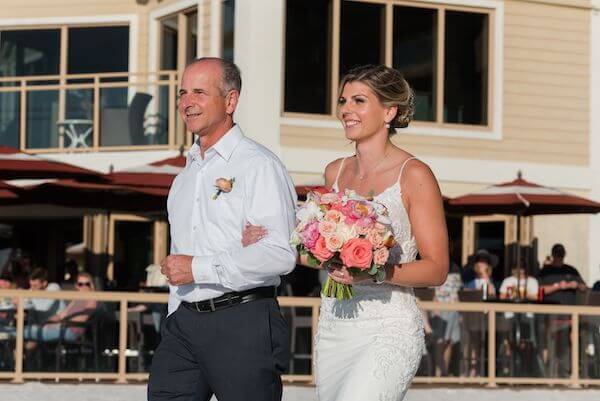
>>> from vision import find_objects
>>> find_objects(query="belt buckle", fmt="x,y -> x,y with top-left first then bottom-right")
208,298 -> 216,312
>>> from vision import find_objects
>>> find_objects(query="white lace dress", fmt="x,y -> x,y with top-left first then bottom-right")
315,159 -> 425,401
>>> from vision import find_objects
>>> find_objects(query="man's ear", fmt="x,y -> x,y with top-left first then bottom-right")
225,90 -> 240,115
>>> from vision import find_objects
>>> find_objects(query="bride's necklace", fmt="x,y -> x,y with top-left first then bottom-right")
357,149 -> 389,180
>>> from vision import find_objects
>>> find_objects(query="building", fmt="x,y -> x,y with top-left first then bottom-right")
1,0 -> 599,287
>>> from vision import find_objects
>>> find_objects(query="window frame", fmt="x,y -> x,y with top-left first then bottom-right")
282,0 -> 501,139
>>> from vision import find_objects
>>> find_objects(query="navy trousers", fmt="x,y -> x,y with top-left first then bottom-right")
148,297 -> 289,401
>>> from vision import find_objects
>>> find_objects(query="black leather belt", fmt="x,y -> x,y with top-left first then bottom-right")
182,286 -> 276,313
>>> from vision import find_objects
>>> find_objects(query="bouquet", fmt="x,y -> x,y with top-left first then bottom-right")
291,187 -> 396,300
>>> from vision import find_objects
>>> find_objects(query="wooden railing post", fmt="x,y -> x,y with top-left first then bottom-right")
117,298 -> 128,384
571,312 -> 580,388
11,295 -> 25,383
486,308 -> 496,387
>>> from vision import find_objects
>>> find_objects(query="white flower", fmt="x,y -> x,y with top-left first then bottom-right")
296,200 -> 324,227
290,229 -> 302,246
336,222 -> 359,242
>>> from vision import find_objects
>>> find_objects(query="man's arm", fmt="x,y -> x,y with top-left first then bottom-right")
163,158 -> 297,290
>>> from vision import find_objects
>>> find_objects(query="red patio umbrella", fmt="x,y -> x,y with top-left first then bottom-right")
449,173 -> 600,297
0,180 -> 19,201
22,179 -> 169,213
107,154 -> 186,189
0,146 -> 100,180
449,173 -> 600,216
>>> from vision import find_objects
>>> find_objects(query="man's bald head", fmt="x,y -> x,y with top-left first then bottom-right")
185,57 -> 242,96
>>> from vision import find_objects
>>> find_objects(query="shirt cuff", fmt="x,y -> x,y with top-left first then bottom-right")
191,255 -> 221,285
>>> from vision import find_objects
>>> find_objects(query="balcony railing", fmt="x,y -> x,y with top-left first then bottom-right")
0,289 -> 599,386
0,71 -> 180,152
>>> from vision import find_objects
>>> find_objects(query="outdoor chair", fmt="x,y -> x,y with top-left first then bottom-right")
458,289 -> 487,377
100,92 -> 153,146
34,306 -> 106,372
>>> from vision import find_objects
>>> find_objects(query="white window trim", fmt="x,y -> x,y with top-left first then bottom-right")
148,0 -> 201,74
0,15 -> 139,78
281,0 -> 504,141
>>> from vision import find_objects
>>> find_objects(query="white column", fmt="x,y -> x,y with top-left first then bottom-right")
232,0 -> 284,155
589,2 -> 600,286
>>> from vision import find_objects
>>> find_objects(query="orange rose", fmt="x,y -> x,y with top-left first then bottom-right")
312,236 -> 334,262
215,178 -> 234,192
340,238 -> 373,270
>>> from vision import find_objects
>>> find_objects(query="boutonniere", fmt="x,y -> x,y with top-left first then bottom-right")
212,177 -> 235,200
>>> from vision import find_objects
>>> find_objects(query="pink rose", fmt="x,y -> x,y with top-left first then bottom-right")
365,229 -> 384,249
373,247 -> 390,266
318,221 -> 337,237
324,210 -> 344,224
356,217 -> 375,229
340,238 -> 373,270
300,221 -> 320,249
319,193 -> 339,205
311,236 -> 334,262
325,233 -> 344,252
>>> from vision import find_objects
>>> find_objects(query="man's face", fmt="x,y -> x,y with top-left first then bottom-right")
29,279 -> 47,290
177,61 -> 230,137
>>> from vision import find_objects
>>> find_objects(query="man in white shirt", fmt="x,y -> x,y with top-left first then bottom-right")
148,58 -> 297,401
27,268 -> 64,323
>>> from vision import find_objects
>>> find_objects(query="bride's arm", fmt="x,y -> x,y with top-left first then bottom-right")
385,161 -> 449,287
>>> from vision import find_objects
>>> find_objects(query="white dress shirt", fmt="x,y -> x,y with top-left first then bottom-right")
166,125 -> 297,314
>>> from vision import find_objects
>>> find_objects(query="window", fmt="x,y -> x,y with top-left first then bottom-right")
0,25 -> 131,149
339,1 -> 384,76
0,29 -> 61,147
284,0 -> 332,114
222,0 -> 235,62
283,0 -> 492,128
444,11 -> 488,125
393,6 -> 437,122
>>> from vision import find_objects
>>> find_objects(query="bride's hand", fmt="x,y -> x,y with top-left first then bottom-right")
241,222 -> 267,247
328,264 -> 370,285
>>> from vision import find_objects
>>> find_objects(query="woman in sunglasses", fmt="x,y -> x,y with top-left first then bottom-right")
23,272 -> 97,345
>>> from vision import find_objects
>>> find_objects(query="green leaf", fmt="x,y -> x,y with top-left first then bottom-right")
368,264 -> 379,275
306,253 -> 320,267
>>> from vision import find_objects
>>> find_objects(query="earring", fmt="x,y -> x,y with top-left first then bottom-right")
385,122 -> 390,129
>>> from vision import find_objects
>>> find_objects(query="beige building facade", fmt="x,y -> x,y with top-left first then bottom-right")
1,0 -> 598,285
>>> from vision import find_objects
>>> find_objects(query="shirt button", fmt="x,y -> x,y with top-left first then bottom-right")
192,225 -> 197,231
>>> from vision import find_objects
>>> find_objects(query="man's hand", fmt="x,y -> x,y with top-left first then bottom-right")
160,255 -> 194,285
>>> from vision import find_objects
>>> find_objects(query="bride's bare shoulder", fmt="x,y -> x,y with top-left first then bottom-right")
324,157 -> 348,187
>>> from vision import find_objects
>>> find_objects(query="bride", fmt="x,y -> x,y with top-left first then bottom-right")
243,64 -> 448,400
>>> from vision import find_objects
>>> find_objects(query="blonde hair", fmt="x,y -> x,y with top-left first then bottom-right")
338,64 -> 415,135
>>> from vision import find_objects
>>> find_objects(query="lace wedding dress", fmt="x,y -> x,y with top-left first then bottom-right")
315,157 -> 425,401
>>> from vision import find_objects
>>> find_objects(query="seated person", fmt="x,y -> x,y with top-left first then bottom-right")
499,264 -> 539,301
26,268 -> 64,323
0,271 -> 16,334
464,253 -> 496,298
538,244 -> 586,305
23,272 -> 97,345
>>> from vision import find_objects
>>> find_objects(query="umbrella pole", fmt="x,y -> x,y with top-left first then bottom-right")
515,212 -> 522,301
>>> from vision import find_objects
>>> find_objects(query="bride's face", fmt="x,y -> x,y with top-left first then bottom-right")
337,81 -> 391,142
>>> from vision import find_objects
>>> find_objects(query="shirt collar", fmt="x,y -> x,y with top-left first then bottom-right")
188,125 -> 244,164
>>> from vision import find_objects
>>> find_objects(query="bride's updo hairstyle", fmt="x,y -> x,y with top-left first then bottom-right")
339,65 -> 415,135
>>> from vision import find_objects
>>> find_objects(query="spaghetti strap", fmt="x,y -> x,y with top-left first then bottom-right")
332,157 -> 347,192
397,156 -> 418,186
